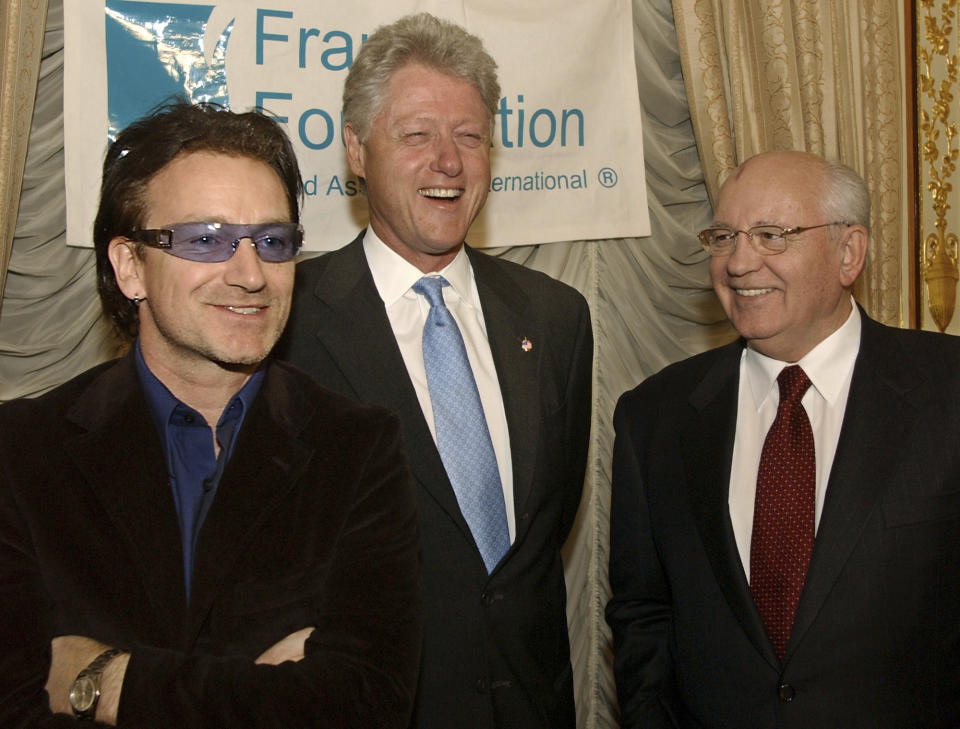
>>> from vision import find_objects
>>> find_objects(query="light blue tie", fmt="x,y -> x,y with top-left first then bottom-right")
413,276 -> 510,573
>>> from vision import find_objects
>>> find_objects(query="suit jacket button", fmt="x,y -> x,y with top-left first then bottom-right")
778,683 -> 795,702
481,591 -> 501,606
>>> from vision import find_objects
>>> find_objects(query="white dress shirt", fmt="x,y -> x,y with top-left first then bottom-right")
728,302 -> 861,582
363,231 -> 515,541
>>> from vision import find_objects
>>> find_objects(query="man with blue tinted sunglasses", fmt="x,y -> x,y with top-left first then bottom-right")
0,102 -> 422,728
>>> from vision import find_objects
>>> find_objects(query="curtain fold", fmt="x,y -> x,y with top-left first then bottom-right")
0,0 -> 121,400
496,1 -> 729,726
671,0 -> 905,325
0,0 -> 49,307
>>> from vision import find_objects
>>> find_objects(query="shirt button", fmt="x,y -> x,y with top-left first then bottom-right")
778,683 -> 795,702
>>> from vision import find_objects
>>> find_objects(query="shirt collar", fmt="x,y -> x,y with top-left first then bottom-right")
744,300 -> 861,409
362,228 -> 480,309
134,341 -> 265,437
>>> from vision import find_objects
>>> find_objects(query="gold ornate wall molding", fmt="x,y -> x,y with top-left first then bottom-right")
916,0 -> 960,332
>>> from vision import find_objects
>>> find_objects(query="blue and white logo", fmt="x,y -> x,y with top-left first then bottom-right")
105,1 -> 233,139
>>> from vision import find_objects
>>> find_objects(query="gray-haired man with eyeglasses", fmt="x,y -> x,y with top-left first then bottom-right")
0,102 -> 422,728
607,150 -> 960,728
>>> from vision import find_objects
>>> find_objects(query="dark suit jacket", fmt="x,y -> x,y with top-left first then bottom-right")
0,354 -> 421,729
275,234 -> 593,729
606,313 -> 960,729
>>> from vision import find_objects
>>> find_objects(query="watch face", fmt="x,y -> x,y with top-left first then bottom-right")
69,676 -> 98,715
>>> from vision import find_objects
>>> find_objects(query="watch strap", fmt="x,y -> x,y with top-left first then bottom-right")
77,648 -> 126,680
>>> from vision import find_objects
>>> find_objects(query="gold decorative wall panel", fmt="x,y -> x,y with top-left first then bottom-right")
917,0 -> 960,332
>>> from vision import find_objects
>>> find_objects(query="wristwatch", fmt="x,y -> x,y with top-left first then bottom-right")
68,648 -> 127,720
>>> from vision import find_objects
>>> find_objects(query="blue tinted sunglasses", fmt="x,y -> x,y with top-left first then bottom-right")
129,222 -> 303,263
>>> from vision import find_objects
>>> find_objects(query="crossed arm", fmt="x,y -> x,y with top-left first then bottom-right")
45,628 -> 314,724
0,411 -> 421,729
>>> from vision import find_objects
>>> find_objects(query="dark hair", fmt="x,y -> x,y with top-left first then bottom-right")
94,101 -> 303,340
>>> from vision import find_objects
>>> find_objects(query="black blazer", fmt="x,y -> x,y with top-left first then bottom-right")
607,313 -> 960,729
0,355 -> 422,729
276,234 -> 593,729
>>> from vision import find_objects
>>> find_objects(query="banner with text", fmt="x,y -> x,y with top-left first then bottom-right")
64,0 -> 648,251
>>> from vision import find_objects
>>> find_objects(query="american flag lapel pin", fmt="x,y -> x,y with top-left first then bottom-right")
520,337 -> 533,352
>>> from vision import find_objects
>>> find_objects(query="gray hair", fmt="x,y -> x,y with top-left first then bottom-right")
818,159 -> 871,233
722,152 -> 872,235
342,13 -> 500,142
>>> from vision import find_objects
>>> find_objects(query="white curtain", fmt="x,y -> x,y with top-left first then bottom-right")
0,1 -> 122,400
0,0 -> 49,303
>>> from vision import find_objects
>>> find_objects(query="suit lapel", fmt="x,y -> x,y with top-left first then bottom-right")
786,317 -> 920,658
467,247 -> 541,539
308,242 -> 542,563
186,364 -> 315,644
308,237 -> 471,538
63,356 -> 188,640
683,341 -> 780,667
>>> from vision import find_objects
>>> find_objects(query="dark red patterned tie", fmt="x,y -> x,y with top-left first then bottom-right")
750,365 -> 815,660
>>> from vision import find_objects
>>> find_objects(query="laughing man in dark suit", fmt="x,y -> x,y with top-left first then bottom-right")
607,150 -> 960,728
0,102 -> 421,728
276,13 -> 593,729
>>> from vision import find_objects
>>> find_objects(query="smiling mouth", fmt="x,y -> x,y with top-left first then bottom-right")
735,288 -> 774,297
419,187 -> 462,200
225,306 -> 264,315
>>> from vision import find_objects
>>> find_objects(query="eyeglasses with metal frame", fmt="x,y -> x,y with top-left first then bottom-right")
698,222 -> 851,257
128,222 -> 303,263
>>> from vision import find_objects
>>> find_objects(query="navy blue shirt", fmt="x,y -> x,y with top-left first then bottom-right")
135,344 -> 264,602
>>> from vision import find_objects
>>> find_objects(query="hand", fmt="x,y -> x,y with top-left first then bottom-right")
45,636 -> 128,724
255,626 -> 315,665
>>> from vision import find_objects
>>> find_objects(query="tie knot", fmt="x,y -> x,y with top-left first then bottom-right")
777,365 -> 811,404
412,276 -> 450,308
